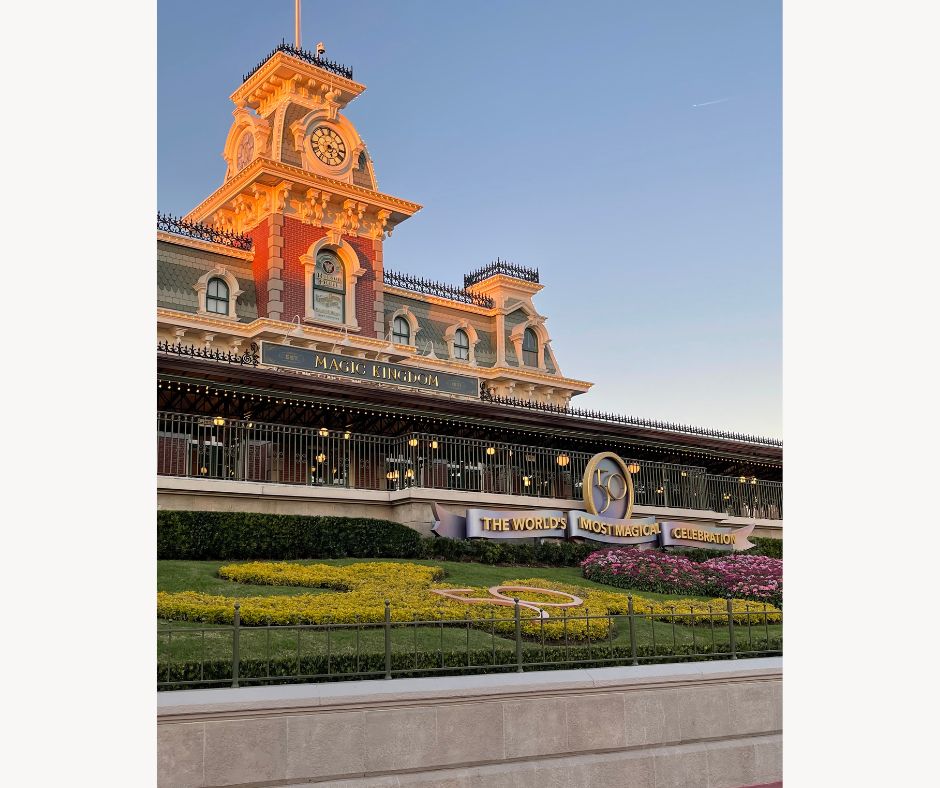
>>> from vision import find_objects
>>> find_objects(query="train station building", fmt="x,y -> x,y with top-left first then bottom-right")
156,43 -> 782,539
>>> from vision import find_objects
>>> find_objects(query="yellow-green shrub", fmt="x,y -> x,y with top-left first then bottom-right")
157,561 -> 781,641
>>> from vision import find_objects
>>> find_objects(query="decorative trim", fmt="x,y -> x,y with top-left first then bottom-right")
383,270 -> 494,308
156,231 -> 253,261
299,238 -> 365,330
381,285 -> 495,316
443,320 -> 480,365
193,267 -> 243,321
465,259 -> 540,287
387,306 -> 419,347
509,308 -> 550,372
185,157 -> 421,226
157,213 -> 253,251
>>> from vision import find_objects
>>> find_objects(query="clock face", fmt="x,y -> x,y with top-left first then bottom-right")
236,132 -> 254,171
311,126 -> 346,166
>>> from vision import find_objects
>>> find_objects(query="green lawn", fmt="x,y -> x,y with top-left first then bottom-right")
158,560 -> 781,668
157,558 -> 714,601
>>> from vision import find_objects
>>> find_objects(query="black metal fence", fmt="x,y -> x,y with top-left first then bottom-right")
243,41 -> 354,82
155,412 -> 783,518
464,258 -> 540,287
157,213 -> 254,251
158,598 -> 781,690
383,269 -> 494,308
157,340 -> 259,367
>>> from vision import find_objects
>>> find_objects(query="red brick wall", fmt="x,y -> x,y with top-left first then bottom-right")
281,216 -> 377,337
248,218 -> 270,318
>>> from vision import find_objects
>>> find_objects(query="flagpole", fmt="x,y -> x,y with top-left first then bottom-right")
294,0 -> 301,48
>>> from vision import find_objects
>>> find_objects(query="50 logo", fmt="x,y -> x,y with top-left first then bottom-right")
583,452 -> 635,520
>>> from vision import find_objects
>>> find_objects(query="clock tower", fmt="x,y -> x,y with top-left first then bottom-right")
185,44 -> 421,336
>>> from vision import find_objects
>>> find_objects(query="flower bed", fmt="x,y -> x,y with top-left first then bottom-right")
581,549 -> 782,607
156,561 -> 780,641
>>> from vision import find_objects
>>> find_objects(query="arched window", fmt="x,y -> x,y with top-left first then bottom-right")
358,151 -> 368,170
522,327 -> 539,366
454,328 -> 470,360
312,251 -> 345,323
392,316 -> 411,344
206,277 -> 230,315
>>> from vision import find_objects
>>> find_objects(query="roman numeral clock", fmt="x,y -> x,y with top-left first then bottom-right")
310,125 -> 347,167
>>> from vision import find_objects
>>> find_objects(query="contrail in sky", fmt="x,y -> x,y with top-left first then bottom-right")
692,97 -> 732,108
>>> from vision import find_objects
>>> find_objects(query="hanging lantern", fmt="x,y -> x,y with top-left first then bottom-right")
408,437 -> 419,447
627,462 -> 640,474
404,468 -> 414,479
319,427 -> 329,437
430,440 -> 439,449
486,446 -> 496,456
316,453 -> 326,463
556,453 -> 570,467
343,431 -> 351,440
212,416 -> 225,426
523,476 -> 531,487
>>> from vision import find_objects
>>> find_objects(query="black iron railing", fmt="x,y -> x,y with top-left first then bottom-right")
158,598 -> 781,689
155,412 -> 783,517
157,213 -> 254,251
157,341 -> 259,367
243,41 -> 353,83
479,386 -> 782,448
464,258 -> 540,287
383,269 -> 494,308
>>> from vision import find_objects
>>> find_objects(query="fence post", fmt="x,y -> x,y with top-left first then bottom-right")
231,603 -> 241,688
514,598 -> 523,672
726,597 -> 737,659
627,596 -> 638,666
384,599 -> 392,679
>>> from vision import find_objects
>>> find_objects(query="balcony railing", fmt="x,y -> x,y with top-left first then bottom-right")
464,258 -> 540,287
243,42 -> 354,83
157,411 -> 782,519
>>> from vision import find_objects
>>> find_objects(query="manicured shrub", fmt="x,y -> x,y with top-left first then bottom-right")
158,562 -> 780,638
667,536 -> 782,562
158,511 -> 603,565
157,511 -> 423,560
157,637 -> 783,690
750,536 -> 782,559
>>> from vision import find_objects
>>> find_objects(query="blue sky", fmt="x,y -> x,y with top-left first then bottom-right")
158,0 -> 781,438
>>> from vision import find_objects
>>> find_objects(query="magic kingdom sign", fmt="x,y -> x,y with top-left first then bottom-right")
261,342 -> 479,396
432,452 -> 755,552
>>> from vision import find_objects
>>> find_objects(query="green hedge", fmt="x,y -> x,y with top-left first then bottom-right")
420,536 -> 596,566
157,510 -> 780,565
668,536 -> 782,562
157,638 -> 783,690
157,510 -> 601,565
157,511 -> 423,560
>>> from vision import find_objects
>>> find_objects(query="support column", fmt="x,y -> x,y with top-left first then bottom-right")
495,310 -> 507,366
267,214 -> 285,320
372,237 -> 385,337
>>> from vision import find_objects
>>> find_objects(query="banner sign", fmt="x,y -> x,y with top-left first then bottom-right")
431,451 -> 757,552
660,521 -> 756,552
466,509 -> 568,539
261,342 -> 479,396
